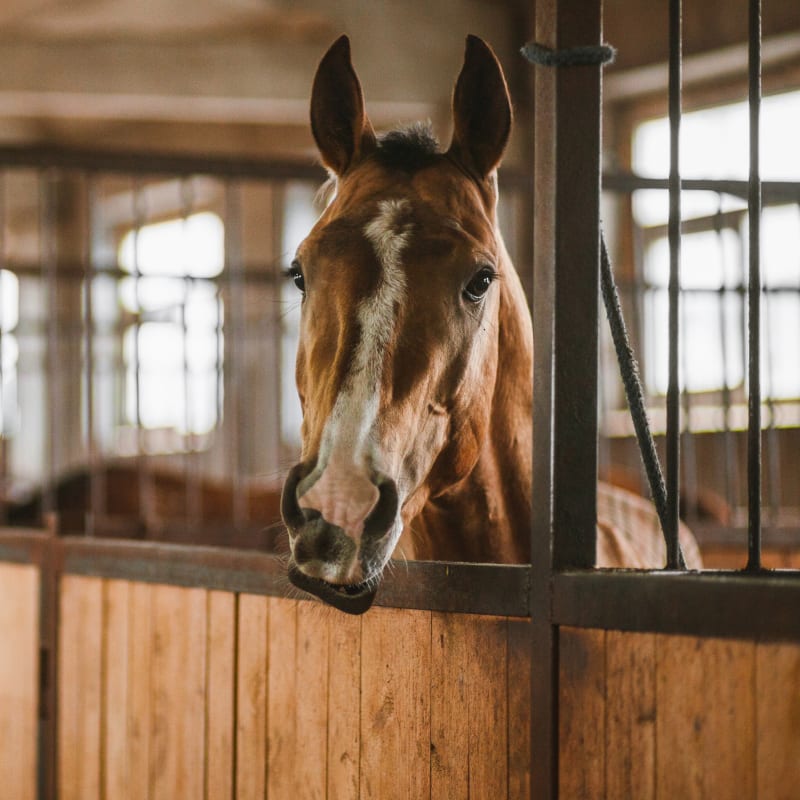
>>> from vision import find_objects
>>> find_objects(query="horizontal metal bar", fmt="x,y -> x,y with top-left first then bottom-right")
0,144 -> 533,195
604,171 -> 800,203
554,570 -> 800,642
53,537 -> 532,617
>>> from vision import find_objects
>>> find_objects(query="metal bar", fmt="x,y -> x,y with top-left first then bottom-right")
553,570 -> 800,642
747,0 -> 763,571
665,0 -> 683,569
603,172 -> 800,204
224,181 -> 247,525
82,174 -> 99,536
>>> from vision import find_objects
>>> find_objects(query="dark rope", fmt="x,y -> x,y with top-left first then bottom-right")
521,42 -> 616,68
522,40 -> 687,570
600,236 -> 686,570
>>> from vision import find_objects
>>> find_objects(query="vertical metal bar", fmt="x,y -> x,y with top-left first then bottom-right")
225,180 -> 247,526
747,0 -> 763,571
40,171 -> 58,515
82,174 -> 98,535
179,178 -> 202,526
530,0 -> 603,797
714,204 -> 739,516
131,180 -> 150,524
665,0 -> 683,568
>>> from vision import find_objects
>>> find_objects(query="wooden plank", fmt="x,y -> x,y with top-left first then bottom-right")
293,603 -> 330,799
655,634 -> 705,799
236,593 -> 269,800
430,613 -> 470,800
360,606 -> 431,800
102,579 -> 131,799
605,631 -> 655,800
58,575 -> 103,800
265,596 -> 296,799
0,563 -> 39,800
756,641 -> 800,799
507,618 -> 532,800
467,615 -> 508,797
327,612 -> 361,800
558,627 -> 606,799
127,581 -> 153,800
206,590 -> 236,800
700,638 -> 756,799
149,584 -> 207,800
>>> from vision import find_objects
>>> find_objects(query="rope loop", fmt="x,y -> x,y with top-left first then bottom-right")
520,41 -> 616,68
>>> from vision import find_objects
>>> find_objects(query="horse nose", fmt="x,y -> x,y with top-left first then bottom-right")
281,461 -> 399,543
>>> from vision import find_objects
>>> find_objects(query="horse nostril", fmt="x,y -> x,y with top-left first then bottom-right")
363,477 -> 399,538
281,462 -> 314,531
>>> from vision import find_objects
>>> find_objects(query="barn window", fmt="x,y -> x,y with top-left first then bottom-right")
117,211 -> 224,440
0,269 -> 19,436
632,89 -> 800,413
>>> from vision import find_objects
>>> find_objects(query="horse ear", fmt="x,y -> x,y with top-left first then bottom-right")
310,35 -> 377,176
447,35 -> 512,179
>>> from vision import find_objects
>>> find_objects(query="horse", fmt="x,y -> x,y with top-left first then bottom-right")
280,34 -> 701,614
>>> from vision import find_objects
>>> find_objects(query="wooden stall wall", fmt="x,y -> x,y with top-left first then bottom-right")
56,575 -> 533,800
559,626 -> 800,799
0,561 -> 40,800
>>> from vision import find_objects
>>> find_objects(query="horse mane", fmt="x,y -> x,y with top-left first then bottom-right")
375,122 -> 440,172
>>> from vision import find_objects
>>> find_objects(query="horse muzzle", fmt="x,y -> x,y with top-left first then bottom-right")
281,462 -> 399,615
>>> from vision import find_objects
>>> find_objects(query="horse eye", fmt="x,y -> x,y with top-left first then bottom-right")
463,266 -> 496,302
287,261 -> 306,294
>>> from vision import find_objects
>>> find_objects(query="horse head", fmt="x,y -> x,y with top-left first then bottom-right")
281,35 -> 533,613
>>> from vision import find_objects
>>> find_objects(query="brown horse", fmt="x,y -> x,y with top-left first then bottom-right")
281,35 -> 700,613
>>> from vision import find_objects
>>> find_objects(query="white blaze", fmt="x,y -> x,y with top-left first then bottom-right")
299,199 -> 411,540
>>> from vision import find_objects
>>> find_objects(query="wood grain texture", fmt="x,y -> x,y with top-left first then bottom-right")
236,593 -> 269,800
507,618 -> 532,800
327,612 -> 361,800
605,630 -> 655,800
360,607 -> 431,800
293,603 -> 330,800
0,563 -> 39,800
756,641 -> 800,799
127,581 -> 153,800
206,590 -> 235,800
58,575 -> 103,800
559,627 -> 606,800
265,596 -> 296,800
102,579 -> 131,799
149,584 -> 207,800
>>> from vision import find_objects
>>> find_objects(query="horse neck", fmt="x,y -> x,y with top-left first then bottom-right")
414,240 -> 533,563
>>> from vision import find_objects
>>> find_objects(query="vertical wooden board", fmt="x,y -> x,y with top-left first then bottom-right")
430,613 -> 470,800
756,641 -> 800,799
327,612 -> 361,800
558,626 -> 606,799
236,593 -> 269,800
360,606 -> 431,800
58,575 -> 103,800
699,638 -> 756,799
655,634 -> 705,800
265,596 -> 296,800
103,580 -> 131,800
0,563 -> 39,800
605,631 -> 655,800
507,618 -> 532,800
293,603 -> 330,799
127,581 -> 153,800
149,584 -> 208,800
206,590 -> 236,800
467,615 -> 508,798
126,583 -> 155,800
